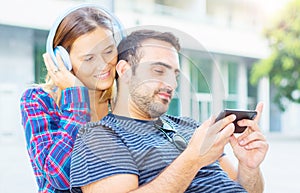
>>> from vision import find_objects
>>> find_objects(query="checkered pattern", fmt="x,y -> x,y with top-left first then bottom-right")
20,87 -> 90,193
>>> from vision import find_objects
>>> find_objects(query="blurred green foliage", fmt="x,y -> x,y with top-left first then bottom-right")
250,0 -> 300,111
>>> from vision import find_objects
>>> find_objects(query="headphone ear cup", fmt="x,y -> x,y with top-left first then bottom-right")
53,46 -> 72,71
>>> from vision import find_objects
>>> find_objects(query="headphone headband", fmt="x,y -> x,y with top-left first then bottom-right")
46,3 -> 125,69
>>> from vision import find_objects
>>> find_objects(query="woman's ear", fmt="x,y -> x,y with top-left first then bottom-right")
116,60 -> 131,80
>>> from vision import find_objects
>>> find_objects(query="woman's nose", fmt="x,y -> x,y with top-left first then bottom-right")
96,56 -> 108,70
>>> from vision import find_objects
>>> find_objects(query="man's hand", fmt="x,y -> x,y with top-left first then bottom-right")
43,53 -> 84,90
229,102 -> 269,169
187,114 -> 236,169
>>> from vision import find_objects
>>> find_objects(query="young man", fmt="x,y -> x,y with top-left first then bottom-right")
70,29 -> 268,193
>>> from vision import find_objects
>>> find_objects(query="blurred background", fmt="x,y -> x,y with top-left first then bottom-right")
0,0 -> 300,192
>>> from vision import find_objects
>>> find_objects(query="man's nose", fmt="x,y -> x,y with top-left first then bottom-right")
164,73 -> 178,90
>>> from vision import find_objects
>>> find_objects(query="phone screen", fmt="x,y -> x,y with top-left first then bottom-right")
215,109 -> 257,133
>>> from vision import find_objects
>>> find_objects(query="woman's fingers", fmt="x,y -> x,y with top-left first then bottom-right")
43,53 -> 58,75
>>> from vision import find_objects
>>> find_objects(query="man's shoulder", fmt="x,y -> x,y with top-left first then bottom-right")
76,113 -> 127,139
163,114 -> 200,128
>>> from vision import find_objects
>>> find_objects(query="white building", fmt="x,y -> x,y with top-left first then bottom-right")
0,0 -> 297,134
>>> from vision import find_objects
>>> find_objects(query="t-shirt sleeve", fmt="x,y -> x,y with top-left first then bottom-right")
70,125 -> 139,187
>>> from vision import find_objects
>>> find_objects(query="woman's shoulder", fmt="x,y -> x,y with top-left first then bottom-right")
21,87 -> 49,99
20,87 -> 54,107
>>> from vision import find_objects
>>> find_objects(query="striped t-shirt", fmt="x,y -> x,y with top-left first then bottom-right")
70,113 -> 247,193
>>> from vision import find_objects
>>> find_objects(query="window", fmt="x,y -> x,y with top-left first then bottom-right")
34,30 -> 48,83
228,61 -> 237,94
189,56 -> 211,93
167,98 -> 180,116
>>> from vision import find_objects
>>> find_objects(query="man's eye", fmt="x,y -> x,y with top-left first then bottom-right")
154,69 -> 164,74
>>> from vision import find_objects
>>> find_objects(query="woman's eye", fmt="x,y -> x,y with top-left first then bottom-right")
104,49 -> 113,55
84,56 -> 93,62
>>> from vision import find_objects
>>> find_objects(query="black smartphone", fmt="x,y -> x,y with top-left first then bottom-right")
215,109 -> 257,133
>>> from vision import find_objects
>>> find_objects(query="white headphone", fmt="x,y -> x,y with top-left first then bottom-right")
46,3 -> 125,71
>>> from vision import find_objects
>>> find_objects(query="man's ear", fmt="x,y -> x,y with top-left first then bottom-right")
116,60 -> 132,79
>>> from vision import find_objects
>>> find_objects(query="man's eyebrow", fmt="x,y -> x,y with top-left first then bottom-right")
151,62 -> 171,68
150,62 -> 180,73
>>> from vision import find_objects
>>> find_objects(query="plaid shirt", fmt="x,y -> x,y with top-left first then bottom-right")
20,87 -> 90,193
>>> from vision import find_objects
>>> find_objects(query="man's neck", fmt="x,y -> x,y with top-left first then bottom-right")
113,96 -> 157,121
113,104 -> 155,121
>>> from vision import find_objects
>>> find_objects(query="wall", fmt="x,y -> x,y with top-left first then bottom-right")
0,25 -> 34,136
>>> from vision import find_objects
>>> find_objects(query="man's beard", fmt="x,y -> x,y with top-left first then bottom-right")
129,79 -> 170,119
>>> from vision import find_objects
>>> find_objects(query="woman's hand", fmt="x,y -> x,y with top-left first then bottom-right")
43,53 -> 84,90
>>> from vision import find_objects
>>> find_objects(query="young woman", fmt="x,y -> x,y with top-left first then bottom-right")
20,5 -> 122,193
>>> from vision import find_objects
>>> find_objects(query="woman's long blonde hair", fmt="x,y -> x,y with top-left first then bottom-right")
42,6 -> 116,105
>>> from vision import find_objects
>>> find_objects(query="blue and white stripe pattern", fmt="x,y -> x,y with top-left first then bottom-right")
70,114 -> 246,192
